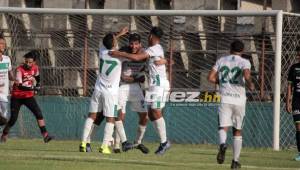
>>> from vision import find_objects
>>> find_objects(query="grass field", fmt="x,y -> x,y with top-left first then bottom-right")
0,139 -> 299,170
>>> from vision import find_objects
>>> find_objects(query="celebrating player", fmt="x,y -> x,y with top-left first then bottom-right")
0,35 -> 14,126
1,51 -> 53,143
113,33 -> 149,154
81,31 -> 134,154
208,40 -> 254,169
286,47 -> 300,161
110,27 -> 171,155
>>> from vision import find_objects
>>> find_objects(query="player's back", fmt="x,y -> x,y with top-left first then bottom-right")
215,54 -> 251,105
95,47 -> 122,93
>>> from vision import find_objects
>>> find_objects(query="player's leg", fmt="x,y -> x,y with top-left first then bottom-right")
0,101 -> 9,126
113,85 -> 129,153
100,92 -> 133,154
230,104 -> 245,169
80,89 -> 102,152
134,111 -> 149,154
24,97 -> 53,143
217,103 -> 233,164
293,113 -> 300,161
1,98 -> 22,142
129,86 -> 150,153
147,86 -> 170,155
113,109 -> 125,153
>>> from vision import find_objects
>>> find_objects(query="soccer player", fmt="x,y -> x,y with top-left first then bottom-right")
113,33 -> 149,154
0,35 -> 14,126
110,27 -> 171,155
1,51 -> 53,143
286,47 -> 300,161
79,28 -> 129,152
82,32 -> 134,154
207,40 -> 254,169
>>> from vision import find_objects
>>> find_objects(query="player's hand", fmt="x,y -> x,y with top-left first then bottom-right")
248,82 -> 255,91
286,103 -> 292,114
116,27 -> 129,37
109,51 -> 123,57
133,74 -> 145,83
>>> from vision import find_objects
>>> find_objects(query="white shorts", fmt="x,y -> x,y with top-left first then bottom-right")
218,103 -> 245,130
145,85 -> 169,109
0,101 -> 9,120
89,89 -> 119,117
118,83 -> 147,113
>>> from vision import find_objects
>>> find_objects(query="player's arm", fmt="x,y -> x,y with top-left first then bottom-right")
243,69 -> 254,91
121,74 -> 134,83
110,51 -> 149,61
115,27 -> 129,39
154,57 -> 167,65
207,69 -> 218,84
286,66 -> 294,113
14,68 -> 33,91
8,70 -> 15,81
286,83 -> 292,113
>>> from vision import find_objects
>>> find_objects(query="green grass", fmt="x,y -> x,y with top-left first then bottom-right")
0,139 -> 299,170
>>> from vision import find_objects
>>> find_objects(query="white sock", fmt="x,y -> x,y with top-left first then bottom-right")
233,136 -> 243,162
114,129 -> 121,149
135,125 -> 146,144
102,122 -> 115,146
86,124 -> 96,143
115,120 -> 127,143
82,117 -> 94,143
153,117 -> 167,143
219,129 -> 227,144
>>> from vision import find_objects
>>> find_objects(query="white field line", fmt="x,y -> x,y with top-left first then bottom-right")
2,152 -> 299,170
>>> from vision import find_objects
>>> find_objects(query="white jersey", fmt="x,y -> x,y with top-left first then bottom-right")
0,55 -> 11,102
94,47 -> 123,94
145,44 -> 169,87
213,54 -> 251,106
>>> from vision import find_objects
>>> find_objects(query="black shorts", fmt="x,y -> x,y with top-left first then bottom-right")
11,97 -> 43,119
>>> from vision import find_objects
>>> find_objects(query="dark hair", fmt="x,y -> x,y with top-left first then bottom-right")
150,27 -> 164,39
24,50 -> 39,61
230,40 -> 244,53
103,33 -> 114,50
0,32 -> 4,40
128,33 -> 141,43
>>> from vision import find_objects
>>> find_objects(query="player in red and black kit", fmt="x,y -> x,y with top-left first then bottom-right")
1,51 -> 53,143
286,47 -> 300,161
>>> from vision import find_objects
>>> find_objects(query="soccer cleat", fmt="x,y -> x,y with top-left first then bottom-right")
43,135 -> 53,143
99,144 -> 111,154
79,142 -> 87,152
113,148 -> 121,153
0,133 -> 8,143
135,143 -> 150,154
231,160 -> 241,170
86,143 -> 92,152
217,143 -> 227,164
295,154 -> 300,161
122,141 -> 134,152
155,141 -> 171,155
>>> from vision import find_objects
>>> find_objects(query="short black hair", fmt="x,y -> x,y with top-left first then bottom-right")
103,33 -> 114,50
150,27 -> 164,39
128,33 -> 141,43
24,51 -> 38,61
0,32 -> 4,40
230,40 -> 244,53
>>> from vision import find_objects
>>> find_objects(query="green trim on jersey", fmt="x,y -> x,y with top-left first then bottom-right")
155,75 -> 160,86
0,63 -> 9,70
114,105 -> 118,117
